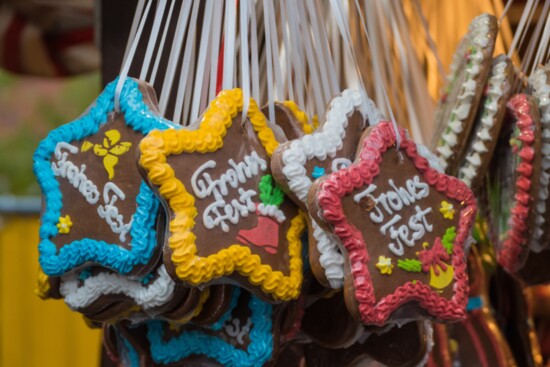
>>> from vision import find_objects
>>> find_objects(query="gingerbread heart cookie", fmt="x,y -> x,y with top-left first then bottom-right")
457,55 -> 514,190
270,90 -> 381,289
33,78 -> 173,277
432,13 -> 498,174
309,121 -> 476,325
139,89 -> 306,301
487,94 -> 542,276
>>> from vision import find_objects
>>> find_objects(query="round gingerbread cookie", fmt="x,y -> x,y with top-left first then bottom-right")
432,13 -> 498,175
487,94 -> 542,276
458,55 -> 514,190
309,121 -> 476,326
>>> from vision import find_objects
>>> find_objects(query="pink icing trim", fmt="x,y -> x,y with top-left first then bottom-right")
498,94 -> 538,272
315,121 -> 476,325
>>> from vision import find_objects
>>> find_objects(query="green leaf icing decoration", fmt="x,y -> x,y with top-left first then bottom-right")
397,258 -> 422,272
259,174 -> 285,207
442,226 -> 457,255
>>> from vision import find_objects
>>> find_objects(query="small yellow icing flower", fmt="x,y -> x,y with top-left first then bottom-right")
82,129 -> 132,180
57,215 -> 73,234
375,256 -> 394,275
439,201 -> 455,220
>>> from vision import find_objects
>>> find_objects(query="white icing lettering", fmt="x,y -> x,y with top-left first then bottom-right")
52,142 -> 100,204
51,142 -> 133,242
97,182 -> 133,242
354,175 -> 433,256
192,152 -> 268,231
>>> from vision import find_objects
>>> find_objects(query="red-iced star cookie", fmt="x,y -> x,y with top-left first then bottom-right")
309,122 -> 476,325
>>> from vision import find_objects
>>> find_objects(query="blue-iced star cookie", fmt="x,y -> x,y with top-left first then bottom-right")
33,77 -> 174,277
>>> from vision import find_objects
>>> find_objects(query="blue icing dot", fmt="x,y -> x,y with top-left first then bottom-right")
140,273 -> 155,285
78,268 -> 92,281
311,166 -> 325,179
33,77 -> 176,276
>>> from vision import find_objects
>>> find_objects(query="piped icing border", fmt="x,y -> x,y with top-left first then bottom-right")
33,77 -> 173,276
147,292 -> 273,367
278,90 -> 372,289
458,58 -> 511,187
139,89 -> 306,301
281,101 -> 319,134
528,67 -> 550,251
498,94 -> 539,271
436,13 -> 495,171
60,265 -> 175,312
315,122 -> 476,325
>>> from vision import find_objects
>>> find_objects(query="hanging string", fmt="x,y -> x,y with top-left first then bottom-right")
114,0 -> 152,113
139,0 -> 167,81
150,0 -> 175,85
352,0 -> 401,150
240,0 -> 251,123
412,0 -> 445,80
158,1 -> 192,115
499,0 -> 514,23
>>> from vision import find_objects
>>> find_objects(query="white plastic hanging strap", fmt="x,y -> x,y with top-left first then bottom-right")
508,0 -> 536,58
122,0 -> 146,66
263,0 -> 276,123
208,0 -> 224,102
159,1 -> 192,115
250,1 -> 261,102
150,0 -> 175,85
353,0 -> 401,150
191,0 -> 215,122
222,0 -> 238,90
173,0 -> 200,124
114,0 -> 152,113
240,0 -> 251,123
139,0 -> 167,81
499,0 -> 514,23
412,0 -> 445,80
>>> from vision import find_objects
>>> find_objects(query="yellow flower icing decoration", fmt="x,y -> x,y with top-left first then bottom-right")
439,200 -> 455,220
57,215 -> 73,234
375,255 -> 394,275
82,129 -> 132,179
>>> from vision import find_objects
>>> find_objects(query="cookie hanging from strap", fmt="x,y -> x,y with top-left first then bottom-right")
33,78 -> 174,278
270,90 -> 379,289
487,94 -> 543,280
457,55 -> 514,190
309,121 -> 476,326
139,89 -> 306,302
431,13 -> 498,175
261,101 -> 319,141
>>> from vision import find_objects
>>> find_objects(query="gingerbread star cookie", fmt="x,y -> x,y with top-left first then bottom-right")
487,94 -> 542,278
33,78 -> 173,277
309,121 -> 476,325
432,13 -> 498,175
271,90 -> 382,289
262,101 -> 318,141
457,55 -> 514,190
139,89 -> 306,302
528,64 -> 550,252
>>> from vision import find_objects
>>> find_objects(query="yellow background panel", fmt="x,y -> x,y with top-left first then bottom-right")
0,216 -> 101,367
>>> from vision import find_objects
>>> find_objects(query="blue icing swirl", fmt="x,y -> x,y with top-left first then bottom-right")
117,331 -> 140,367
147,291 -> 273,367
210,287 -> 241,331
33,77 -> 175,276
